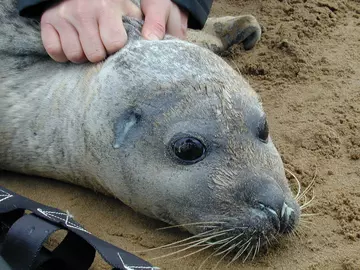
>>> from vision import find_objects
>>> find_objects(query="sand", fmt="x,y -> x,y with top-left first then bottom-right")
1,0 -> 360,269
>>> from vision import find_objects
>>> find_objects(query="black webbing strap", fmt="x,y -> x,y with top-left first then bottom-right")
0,186 -> 158,270
1,214 -> 83,270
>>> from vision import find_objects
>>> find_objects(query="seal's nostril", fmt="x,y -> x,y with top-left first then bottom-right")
258,203 -> 266,211
281,203 -> 294,220
258,203 -> 281,231
265,206 -> 278,219
253,181 -> 288,232
257,202 -> 296,233
279,203 -> 295,233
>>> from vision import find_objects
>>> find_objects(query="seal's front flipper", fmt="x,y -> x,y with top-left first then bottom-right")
187,15 -> 261,54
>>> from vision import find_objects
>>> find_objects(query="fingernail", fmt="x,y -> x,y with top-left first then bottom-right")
146,33 -> 159,40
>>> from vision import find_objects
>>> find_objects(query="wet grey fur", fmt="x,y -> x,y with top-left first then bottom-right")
0,0 -> 299,249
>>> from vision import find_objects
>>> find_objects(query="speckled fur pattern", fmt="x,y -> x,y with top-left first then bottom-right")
0,0 -> 300,250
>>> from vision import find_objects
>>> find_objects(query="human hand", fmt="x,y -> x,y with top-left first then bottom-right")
141,0 -> 189,41
40,0 -> 189,63
40,0 -> 142,63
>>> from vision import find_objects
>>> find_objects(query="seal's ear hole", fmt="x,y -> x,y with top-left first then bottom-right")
258,118 -> 269,143
113,107 -> 142,149
169,134 -> 206,165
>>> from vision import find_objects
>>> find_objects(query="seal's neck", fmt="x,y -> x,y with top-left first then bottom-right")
1,58 -> 107,189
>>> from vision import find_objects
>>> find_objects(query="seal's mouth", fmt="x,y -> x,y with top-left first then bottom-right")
148,201 -> 299,263
198,202 -> 297,236
175,200 -> 300,261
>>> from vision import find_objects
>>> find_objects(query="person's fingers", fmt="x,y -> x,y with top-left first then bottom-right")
124,0 -> 143,20
166,3 -> 188,39
56,21 -> 86,63
40,22 -> 68,62
75,18 -> 107,63
99,9 -> 128,55
41,0 -> 145,63
179,7 -> 189,37
141,0 -> 170,40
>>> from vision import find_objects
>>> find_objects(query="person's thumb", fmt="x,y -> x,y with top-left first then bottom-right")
141,0 -> 170,40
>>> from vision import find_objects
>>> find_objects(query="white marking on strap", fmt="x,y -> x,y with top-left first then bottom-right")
0,189 -> 13,202
117,252 -> 160,270
37,208 -> 90,234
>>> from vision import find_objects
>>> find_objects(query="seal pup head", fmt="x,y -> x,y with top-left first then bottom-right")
84,16 -> 301,254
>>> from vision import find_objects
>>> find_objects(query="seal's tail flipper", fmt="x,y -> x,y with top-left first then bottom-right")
187,15 -> 262,54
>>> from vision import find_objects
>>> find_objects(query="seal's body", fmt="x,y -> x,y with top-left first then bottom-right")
1,0 -> 299,253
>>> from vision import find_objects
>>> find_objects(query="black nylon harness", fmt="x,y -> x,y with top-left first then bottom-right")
0,186 -> 158,270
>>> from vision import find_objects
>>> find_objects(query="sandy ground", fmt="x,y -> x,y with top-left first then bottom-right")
1,0 -> 360,269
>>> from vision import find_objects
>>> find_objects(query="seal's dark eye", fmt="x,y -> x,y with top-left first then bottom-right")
258,119 -> 269,143
171,137 -> 206,164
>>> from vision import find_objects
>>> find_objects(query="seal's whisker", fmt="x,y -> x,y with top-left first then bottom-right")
294,224 -> 307,237
298,223 -> 312,230
285,168 -> 301,199
297,171 -> 317,202
292,225 -> 302,236
300,187 -> 315,203
299,219 -> 315,224
173,236 -> 233,261
299,223 -> 313,230
165,234 -> 233,251
243,245 -> 254,263
269,233 -> 279,244
156,221 -> 225,230
253,237 -> 261,260
228,237 -> 252,264
237,237 -> 252,250
290,226 -> 302,242
151,231 -> 230,260
290,227 -> 298,239
263,233 -> 271,247
252,243 -> 258,261
295,228 -> 308,242
172,243 -> 216,261
301,213 -> 318,217
300,192 -> 315,210
136,229 -> 217,252
214,239 -> 241,256
237,240 -> 253,264
212,243 -> 237,270
213,233 -> 244,256
295,229 -> 307,243
214,236 -> 237,251
253,243 -> 258,261
198,228 -> 236,238
197,251 -> 218,270
157,235 -> 217,250
215,242 -> 237,257
229,240 -> 250,265
197,237 -> 238,270
284,223 -> 297,239
293,228 -> 304,241
212,236 -> 236,246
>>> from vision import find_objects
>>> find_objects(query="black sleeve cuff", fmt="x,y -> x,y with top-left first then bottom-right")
17,0 -> 56,18
171,0 -> 213,30
18,0 -> 213,29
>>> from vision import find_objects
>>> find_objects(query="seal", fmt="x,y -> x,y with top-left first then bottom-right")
0,0 -> 300,259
